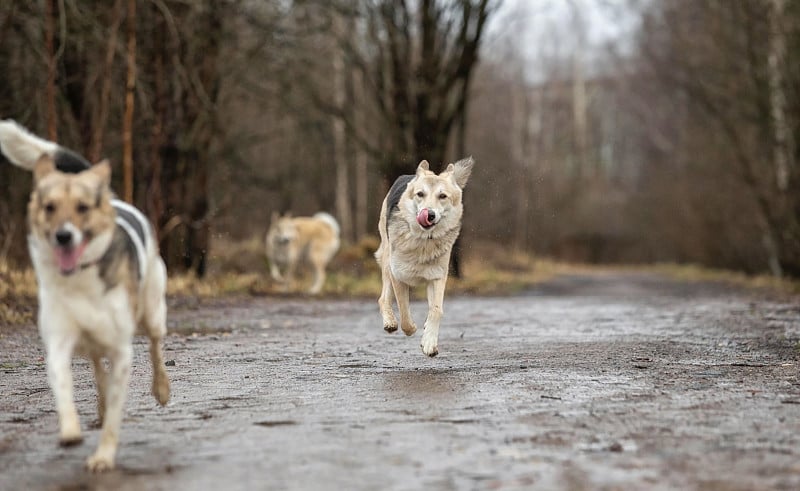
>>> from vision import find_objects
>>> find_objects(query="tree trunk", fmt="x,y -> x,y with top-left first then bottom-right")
512,79 -> 530,251
44,0 -> 57,141
122,0 -> 136,203
88,0 -> 124,163
332,11 -> 353,244
352,69 -> 369,241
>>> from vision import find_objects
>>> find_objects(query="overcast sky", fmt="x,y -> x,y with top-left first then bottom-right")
487,0 -> 640,77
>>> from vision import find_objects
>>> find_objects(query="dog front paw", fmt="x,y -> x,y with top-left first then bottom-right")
420,331 -> 438,357
86,452 -> 115,472
383,321 -> 398,333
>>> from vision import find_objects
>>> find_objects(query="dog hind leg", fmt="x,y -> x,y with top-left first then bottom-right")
390,275 -> 417,336
308,255 -> 326,295
378,261 -> 398,333
91,356 -> 107,427
143,258 -> 170,406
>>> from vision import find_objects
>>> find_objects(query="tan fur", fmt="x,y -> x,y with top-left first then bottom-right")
26,156 -> 170,472
265,212 -> 340,294
375,157 -> 474,356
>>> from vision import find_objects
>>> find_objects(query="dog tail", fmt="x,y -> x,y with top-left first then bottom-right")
314,212 -> 340,237
0,119 -> 91,173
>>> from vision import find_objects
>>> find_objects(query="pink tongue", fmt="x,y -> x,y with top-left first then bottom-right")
55,244 -> 85,273
417,208 -> 432,227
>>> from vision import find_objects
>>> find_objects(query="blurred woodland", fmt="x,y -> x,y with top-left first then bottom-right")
0,0 -> 798,279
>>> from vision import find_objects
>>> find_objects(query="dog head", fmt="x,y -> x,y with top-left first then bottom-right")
404,157 -> 474,232
28,156 -> 115,275
267,212 -> 298,247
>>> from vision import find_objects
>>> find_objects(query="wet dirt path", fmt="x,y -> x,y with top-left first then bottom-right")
1,272 -> 800,490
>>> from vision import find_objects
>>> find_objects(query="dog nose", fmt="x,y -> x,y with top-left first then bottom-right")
428,210 -> 436,222
55,229 -> 72,246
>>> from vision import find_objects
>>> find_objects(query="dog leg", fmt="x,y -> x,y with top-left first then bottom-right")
149,336 -> 170,406
390,276 -> 416,336
144,258 -> 170,406
45,332 -> 83,446
378,264 -> 398,333
91,357 -> 107,428
420,277 -> 447,357
86,344 -> 132,472
284,260 -> 297,292
269,263 -> 284,282
308,260 -> 325,295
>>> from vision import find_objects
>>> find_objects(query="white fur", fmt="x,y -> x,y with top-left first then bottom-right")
0,119 -> 59,169
376,158 -> 474,357
2,120 -> 170,472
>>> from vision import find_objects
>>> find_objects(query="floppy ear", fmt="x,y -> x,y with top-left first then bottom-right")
91,159 -> 112,187
451,157 -> 474,188
416,160 -> 430,176
33,155 -> 56,183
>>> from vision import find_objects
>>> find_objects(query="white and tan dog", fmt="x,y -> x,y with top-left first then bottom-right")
0,120 -> 170,472
375,157 -> 474,356
266,211 -> 340,294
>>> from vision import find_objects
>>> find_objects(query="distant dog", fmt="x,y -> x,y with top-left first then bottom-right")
266,211 -> 340,294
0,120 -> 170,472
375,157 -> 474,356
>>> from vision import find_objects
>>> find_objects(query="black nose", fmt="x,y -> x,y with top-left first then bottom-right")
428,210 -> 436,221
55,229 -> 72,246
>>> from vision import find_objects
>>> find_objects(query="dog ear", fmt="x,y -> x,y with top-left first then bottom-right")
451,157 -> 474,188
416,160 -> 430,175
91,159 -> 112,187
271,211 -> 280,223
33,155 -> 56,183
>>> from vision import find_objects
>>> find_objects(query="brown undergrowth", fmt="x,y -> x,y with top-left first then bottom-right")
2,237 -> 798,327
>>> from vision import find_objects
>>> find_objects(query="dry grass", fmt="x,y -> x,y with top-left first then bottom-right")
646,262 -> 800,296
3,238 -> 798,327
0,260 -> 38,326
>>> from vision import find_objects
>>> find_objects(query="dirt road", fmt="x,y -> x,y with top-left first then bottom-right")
1,272 -> 800,490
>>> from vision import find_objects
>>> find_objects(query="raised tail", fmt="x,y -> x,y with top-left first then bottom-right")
314,212 -> 341,238
0,119 -> 90,172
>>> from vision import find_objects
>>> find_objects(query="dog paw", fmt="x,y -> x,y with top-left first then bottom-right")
420,331 -> 439,357
86,453 -> 115,473
383,322 -> 398,333
152,377 -> 171,406
59,424 -> 83,447
401,322 -> 417,336
59,434 -> 84,447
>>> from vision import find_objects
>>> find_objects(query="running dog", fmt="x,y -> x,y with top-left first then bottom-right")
375,157 -> 474,356
266,211 -> 340,294
0,120 -> 170,472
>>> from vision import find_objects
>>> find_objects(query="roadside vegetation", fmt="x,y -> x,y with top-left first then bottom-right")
2,239 -> 798,328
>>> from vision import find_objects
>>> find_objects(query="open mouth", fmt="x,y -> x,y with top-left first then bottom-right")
416,209 -> 435,229
54,242 -> 88,275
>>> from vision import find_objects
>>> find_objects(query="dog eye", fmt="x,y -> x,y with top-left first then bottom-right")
76,203 -> 90,214
416,191 -> 425,198
44,203 -> 56,214
439,193 -> 447,200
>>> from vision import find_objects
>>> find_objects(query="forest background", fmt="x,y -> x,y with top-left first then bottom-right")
1,0 -> 798,284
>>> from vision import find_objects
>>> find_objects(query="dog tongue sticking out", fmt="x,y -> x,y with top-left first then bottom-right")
417,208 -> 434,228
55,243 -> 87,274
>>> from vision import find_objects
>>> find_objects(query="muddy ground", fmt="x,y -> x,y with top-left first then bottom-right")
1,272 -> 800,490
